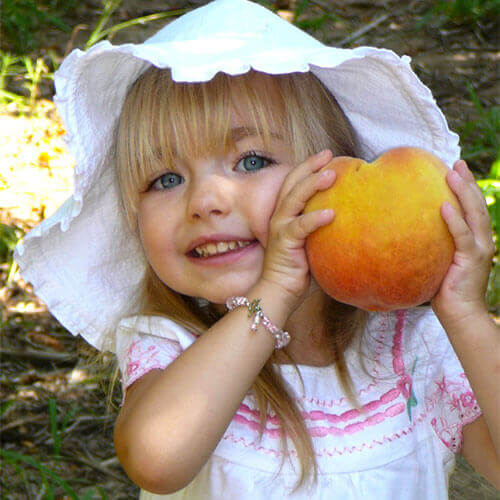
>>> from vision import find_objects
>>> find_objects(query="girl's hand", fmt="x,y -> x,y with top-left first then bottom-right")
260,150 -> 335,308
431,159 -> 496,328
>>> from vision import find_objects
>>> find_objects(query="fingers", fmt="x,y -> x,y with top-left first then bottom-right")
276,150 -> 335,216
277,149 -> 333,203
441,202 -> 476,255
443,160 -> 495,260
287,208 -> 335,246
453,160 -> 489,208
281,167 -> 336,217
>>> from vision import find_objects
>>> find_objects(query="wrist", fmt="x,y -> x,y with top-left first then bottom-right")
225,296 -> 290,349
246,278 -> 298,327
432,297 -> 489,331
254,276 -> 302,317
437,307 -> 496,339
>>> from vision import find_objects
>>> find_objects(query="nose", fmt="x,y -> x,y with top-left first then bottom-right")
187,173 -> 233,220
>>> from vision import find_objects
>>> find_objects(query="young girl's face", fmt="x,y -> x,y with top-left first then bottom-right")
137,84 -> 294,304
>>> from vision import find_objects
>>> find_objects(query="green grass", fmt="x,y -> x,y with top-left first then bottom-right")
459,83 -> 499,163
1,0 -> 76,54
0,223 -> 25,285
1,449 -> 108,499
0,1 -> 184,114
292,0 -> 340,31
477,154 -> 500,309
1,400 -> 108,499
458,83 -> 499,310
0,51 -> 56,113
417,0 -> 500,28
84,0 -> 185,50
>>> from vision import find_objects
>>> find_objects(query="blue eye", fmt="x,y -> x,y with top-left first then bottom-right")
151,173 -> 184,190
235,152 -> 273,172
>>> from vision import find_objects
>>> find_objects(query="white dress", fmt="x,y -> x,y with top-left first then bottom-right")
115,306 -> 481,499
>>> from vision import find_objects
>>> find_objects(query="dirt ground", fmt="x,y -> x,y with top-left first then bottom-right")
1,1 -> 499,498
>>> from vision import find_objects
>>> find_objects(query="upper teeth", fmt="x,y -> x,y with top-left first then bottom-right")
194,240 -> 251,257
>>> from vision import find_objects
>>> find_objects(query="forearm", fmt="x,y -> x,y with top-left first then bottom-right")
441,312 -> 500,456
115,280 -> 292,493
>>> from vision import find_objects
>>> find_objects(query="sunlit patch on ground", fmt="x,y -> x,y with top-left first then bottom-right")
0,100 -> 74,230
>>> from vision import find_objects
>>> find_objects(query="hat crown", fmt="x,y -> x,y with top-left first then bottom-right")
144,0 -> 322,50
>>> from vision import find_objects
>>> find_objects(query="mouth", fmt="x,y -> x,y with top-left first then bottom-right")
188,239 -> 257,258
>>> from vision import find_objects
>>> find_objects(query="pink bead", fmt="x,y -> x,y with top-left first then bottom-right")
225,296 -> 290,349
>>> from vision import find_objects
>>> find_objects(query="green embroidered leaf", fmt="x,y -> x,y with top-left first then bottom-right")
406,390 -> 418,421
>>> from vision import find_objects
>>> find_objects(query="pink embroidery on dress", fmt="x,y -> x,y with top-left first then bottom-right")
435,377 -> 448,397
397,373 -> 412,400
223,404 -> 429,457
233,414 -> 282,438
460,392 -> 475,408
392,310 -> 419,421
238,386 -> 400,421
372,313 -> 388,378
285,313 -> 392,409
308,403 -> 406,437
225,311 -> 471,457
125,337 -> 180,388
448,393 -> 461,412
392,311 -> 406,376
427,374 -> 481,453
233,311 -> 420,439
234,387 -> 407,439
221,433 -> 284,457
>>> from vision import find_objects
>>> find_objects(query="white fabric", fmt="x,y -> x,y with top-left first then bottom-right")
13,0 -> 460,353
115,307 -> 481,499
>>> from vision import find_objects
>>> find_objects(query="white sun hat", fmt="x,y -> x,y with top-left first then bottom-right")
14,0 -> 460,353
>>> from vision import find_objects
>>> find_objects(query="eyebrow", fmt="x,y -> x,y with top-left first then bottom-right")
230,126 -> 283,142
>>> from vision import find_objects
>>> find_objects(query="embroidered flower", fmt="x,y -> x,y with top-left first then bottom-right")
431,416 -> 462,453
460,392 -> 475,408
435,376 -> 448,397
448,393 -> 461,412
127,360 -> 140,377
428,371 -> 482,453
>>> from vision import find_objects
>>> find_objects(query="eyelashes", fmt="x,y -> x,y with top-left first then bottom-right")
148,172 -> 184,191
234,150 -> 276,173
145,150 -> 277,192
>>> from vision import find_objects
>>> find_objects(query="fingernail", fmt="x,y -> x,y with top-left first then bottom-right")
442,202 -> 455,216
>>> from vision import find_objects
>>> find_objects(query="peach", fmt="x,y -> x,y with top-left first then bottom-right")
304,147 -> 461,311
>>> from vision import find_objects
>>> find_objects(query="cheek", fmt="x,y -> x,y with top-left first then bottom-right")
137,198 -> 176,262
247,170 -> 288,246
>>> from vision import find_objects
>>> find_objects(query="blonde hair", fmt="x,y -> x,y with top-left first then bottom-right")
115,67 -> 368,491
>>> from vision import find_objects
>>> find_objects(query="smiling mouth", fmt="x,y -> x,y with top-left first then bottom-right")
189,240 -> 255,258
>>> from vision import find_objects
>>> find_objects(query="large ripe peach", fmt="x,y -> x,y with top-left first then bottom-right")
304,147 -> 461,311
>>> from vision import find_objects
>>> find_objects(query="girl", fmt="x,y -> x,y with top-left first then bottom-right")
14,0 -> 499,498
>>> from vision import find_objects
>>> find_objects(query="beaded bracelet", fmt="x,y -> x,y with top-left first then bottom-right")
225,296 -> 290,350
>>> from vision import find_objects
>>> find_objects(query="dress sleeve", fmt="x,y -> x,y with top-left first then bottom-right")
115,315 -> 197,394
420,311 -> 482,453
122,333 -> 182,389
